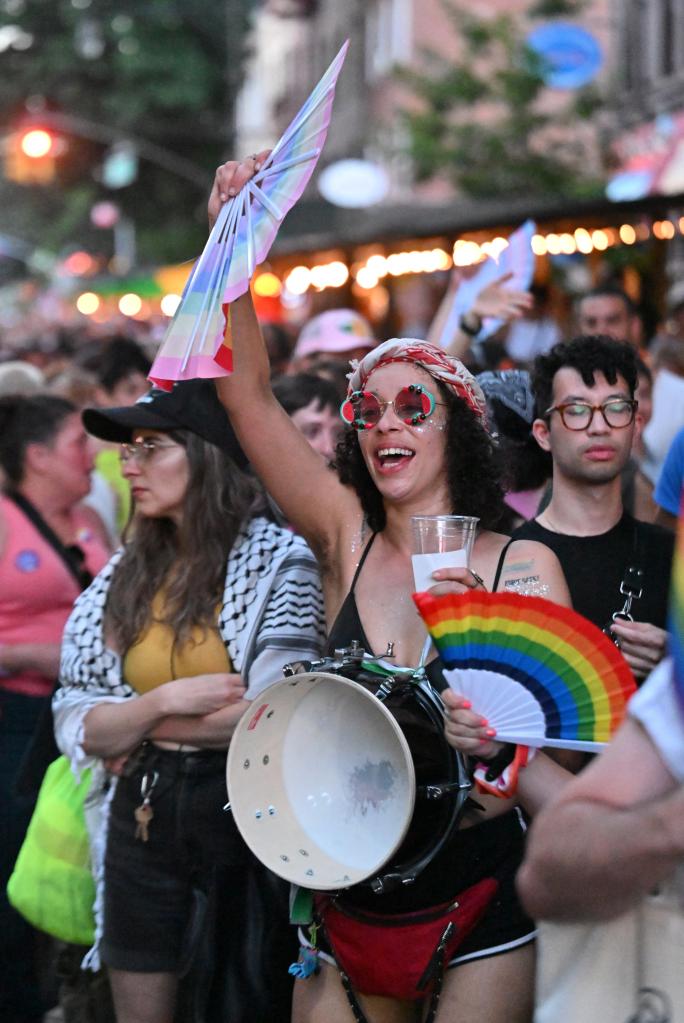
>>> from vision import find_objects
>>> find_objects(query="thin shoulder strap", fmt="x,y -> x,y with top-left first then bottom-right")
492,537 -> 516,592
349,532 -> 377,593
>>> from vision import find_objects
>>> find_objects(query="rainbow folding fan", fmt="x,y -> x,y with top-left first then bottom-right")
413,590 -> 637,752
149,40 -> 349,389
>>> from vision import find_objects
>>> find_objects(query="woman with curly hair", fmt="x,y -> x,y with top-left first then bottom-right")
211,160 -> 572,1023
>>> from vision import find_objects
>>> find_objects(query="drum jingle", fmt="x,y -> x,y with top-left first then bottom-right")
226,644 -> 471,894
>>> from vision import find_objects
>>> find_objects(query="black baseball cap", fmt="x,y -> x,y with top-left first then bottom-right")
82,379 -> 247,468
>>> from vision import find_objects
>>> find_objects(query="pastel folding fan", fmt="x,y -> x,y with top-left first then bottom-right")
149,40 -> 349,389
433,219 -> 536,348
413,590 -> 637,752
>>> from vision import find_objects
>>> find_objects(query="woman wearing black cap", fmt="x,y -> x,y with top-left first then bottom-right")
53,380 -> 326,1023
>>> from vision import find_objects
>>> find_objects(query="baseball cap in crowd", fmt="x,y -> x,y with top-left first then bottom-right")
292,308 -> 375,361
82,378 -> 248,468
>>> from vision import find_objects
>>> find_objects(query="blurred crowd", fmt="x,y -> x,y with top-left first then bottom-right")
1,258 -> 683,1023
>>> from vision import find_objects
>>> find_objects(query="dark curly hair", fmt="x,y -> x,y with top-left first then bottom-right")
532,335 -> 638,420
334,382 -> 505,532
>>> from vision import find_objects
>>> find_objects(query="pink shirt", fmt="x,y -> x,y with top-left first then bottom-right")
0,495 -> 109,696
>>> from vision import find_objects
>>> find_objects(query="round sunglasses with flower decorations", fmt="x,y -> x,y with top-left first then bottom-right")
340,384 -> 444,430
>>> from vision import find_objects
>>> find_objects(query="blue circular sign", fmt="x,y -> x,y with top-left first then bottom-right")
527,23 -> 603,89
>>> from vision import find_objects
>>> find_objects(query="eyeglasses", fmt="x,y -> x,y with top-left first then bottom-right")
340,384 -> 442,430
120,438 -> 180,464
545,399 -> 638,431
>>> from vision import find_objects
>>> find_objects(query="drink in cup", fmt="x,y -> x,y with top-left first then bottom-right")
411,515 -> 479,592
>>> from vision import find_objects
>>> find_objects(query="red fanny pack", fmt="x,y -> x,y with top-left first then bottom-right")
316,876 -> 498,1002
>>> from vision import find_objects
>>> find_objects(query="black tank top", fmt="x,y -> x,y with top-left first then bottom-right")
326,532 -> 516,678
324,531 -> 521,912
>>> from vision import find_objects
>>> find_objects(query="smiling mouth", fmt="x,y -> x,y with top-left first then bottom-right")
376,446 -> 415,469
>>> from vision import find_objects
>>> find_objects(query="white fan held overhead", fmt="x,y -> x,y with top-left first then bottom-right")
149,41 -> 349,389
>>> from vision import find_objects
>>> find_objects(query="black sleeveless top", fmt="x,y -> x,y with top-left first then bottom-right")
326,532 -> 515,691
323,533 -> 521,913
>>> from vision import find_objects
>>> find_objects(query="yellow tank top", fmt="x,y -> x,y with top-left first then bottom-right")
123,590 -> 231,694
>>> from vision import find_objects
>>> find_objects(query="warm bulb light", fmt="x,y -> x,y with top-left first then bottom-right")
531,234 -> 547,256
619,224 -> 636,245
356,267 -> 379,290
118,293 -> 142,316
160,293 -> 181,317
76,292 -> 100,315
284,266 -> 312,295
253,271 -> 282,298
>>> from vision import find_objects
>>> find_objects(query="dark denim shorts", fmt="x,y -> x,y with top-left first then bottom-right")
101,744 -> 249,973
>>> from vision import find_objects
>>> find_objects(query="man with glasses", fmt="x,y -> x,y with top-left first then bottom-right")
514,335 -> 674,682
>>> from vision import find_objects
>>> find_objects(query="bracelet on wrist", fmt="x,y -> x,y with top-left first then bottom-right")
458,312 -> 483,338
474,745 -> 536,799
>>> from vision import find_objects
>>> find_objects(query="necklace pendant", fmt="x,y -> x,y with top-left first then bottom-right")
384,641 -> 395,658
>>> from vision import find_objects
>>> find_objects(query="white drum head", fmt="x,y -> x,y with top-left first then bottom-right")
226,672 -> 416,890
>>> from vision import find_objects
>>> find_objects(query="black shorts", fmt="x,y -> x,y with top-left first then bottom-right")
301,809 -> 535,972
101,744 -> 248,973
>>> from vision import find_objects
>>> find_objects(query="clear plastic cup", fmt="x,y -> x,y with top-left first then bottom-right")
411,515 -> 479,592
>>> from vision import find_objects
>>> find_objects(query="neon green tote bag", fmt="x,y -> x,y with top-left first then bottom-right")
7,755 -> 95,945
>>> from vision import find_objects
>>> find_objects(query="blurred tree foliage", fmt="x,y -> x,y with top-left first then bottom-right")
0,0 -> 254,262
399,0 -> 604,201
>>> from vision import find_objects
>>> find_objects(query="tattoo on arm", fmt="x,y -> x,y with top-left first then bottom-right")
502,559 -> 534,575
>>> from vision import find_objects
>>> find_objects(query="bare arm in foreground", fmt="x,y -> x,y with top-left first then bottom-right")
517,715 -> 684,921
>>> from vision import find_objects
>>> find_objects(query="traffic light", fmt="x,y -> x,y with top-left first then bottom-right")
4,127 -> 61,184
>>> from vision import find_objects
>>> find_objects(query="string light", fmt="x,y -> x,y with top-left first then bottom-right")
453,239 -> 483,266
653,219 -> 675,240
253,271 -> 282,298
531,234 -> 547,256
284,265 -> 312,295
76,292 -> 100,315
118,293 -> 142,316
545,233 -> 562,256
160,293 -> 181,317
591,229 -> 609,251
271,218 -> 673,296
356,266 -> 380,290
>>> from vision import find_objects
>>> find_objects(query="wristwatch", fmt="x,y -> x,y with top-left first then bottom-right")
458,311 -> 482,337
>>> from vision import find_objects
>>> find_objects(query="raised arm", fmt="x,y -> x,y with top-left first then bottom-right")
427,270 -> 533,359
210,159 -> 361,557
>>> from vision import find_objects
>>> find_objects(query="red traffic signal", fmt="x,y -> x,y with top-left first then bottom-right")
20,129 -> 56,159
4,127 -> 64,184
